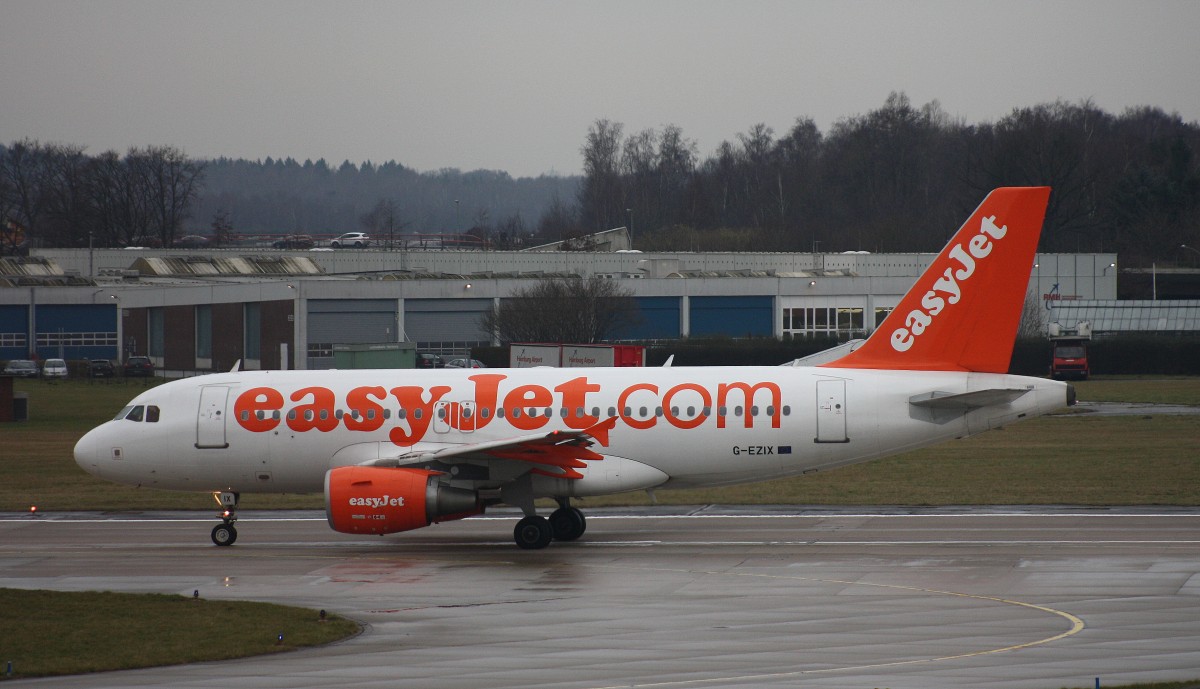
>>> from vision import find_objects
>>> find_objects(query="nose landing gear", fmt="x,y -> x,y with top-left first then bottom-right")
211,491 -> 239,546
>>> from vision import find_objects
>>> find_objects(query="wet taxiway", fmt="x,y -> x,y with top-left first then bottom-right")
3,506 -> 1200,689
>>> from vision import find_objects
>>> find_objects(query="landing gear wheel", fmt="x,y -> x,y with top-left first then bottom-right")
211,491 -> 240,546
211,523 -> 237,546
549,506 -> 586,541
514,516 -> 554,550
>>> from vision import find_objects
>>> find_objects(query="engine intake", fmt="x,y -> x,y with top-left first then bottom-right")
325,466 -> 480,535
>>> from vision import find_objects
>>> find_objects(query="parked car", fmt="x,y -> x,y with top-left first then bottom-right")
124,356 -> 155,377
173,235 -> 210,249
416,353 -> 444,369
3,359 -> 39,378
272,234 -> 315,249
41,358 -> 68,379
444,358 -> 486,369
89,359 -> 116,377
330,232 -> 370,248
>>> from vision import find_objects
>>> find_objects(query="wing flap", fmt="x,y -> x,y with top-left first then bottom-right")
366,417 -> 617,480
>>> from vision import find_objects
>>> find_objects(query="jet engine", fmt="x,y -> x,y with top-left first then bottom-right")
325,466 -> 480,535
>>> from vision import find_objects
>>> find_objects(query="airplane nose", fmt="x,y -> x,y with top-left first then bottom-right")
73,427 -> 102,476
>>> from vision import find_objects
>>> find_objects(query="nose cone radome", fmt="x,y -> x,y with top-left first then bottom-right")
73,426 -> 103,477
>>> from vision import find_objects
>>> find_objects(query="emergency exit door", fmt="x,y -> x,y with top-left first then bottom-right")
814,380 -> 848,443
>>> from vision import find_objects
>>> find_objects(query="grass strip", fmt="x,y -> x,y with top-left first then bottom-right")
0,588 -> 358,679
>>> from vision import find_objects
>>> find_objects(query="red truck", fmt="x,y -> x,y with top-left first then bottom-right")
1048,321 -> 1091,381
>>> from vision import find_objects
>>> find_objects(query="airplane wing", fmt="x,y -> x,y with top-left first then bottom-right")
366,417 -> 617,480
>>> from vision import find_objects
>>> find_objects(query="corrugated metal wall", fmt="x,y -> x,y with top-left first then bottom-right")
689,296 -> 773,337
617,297 -> 680,340
405,298 -> 493,352
307,299 -> 398,344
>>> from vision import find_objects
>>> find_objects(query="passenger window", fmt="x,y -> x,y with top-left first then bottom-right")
288,410 -> 297,420
782,405 -> 791,416
751,406 -> 759,416
511,408 -> 521,418
413,409 -> 423,420
398,408 -> 406,419
481,408 -> 491,419
146,406 -> 160,423
496,407 -> 505,418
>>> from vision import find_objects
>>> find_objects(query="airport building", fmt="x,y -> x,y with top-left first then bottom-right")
0,241 -> 1137,372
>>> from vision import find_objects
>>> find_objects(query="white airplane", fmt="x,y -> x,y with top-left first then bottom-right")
75,187 -> 1072,549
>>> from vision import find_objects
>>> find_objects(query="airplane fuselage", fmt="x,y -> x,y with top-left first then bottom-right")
75,365 -> 1070,497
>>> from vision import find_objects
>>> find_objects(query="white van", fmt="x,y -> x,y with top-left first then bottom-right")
42,358 -> 68,379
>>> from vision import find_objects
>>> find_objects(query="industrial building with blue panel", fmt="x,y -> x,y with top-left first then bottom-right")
0,303 -> 119,361
689,296 -> 774,338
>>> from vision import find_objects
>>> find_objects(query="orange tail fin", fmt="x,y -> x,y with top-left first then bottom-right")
823,187 -> 1051,373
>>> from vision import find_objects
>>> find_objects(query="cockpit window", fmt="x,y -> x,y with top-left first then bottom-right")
125,405 -> 145,422
113,406 -> 134,421
146,406 -> 160,423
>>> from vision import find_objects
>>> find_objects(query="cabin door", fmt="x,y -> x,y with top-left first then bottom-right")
196,386 -> 230,449
814,380 -> 848,443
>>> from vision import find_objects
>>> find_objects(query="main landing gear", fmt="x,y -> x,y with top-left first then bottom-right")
211,491 -> 239,546
513,499 -> 587,550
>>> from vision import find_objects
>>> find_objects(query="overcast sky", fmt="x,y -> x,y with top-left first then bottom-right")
3,0 -> 1199,178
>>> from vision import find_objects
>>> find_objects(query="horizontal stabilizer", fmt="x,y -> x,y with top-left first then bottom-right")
909,388 -> 1030,410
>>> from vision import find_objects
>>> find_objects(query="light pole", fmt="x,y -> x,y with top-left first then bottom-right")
626,208 -> 633,248
1182,244 -> 1200,259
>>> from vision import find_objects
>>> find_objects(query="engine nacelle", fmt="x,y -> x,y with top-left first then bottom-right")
325,466 -> 480,535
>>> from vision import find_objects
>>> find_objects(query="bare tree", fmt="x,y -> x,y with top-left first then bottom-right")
578,119 -> 625,231
210,209 -> 234,247
360,198 -> 406,247
41,143 -> 91,247
481,276 -> 640,344
128,145 -> 205,247
0,139 -> 51,248
1018,288 -> 1049,338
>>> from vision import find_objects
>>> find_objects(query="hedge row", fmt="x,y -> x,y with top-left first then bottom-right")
475,336 -> 1200,375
